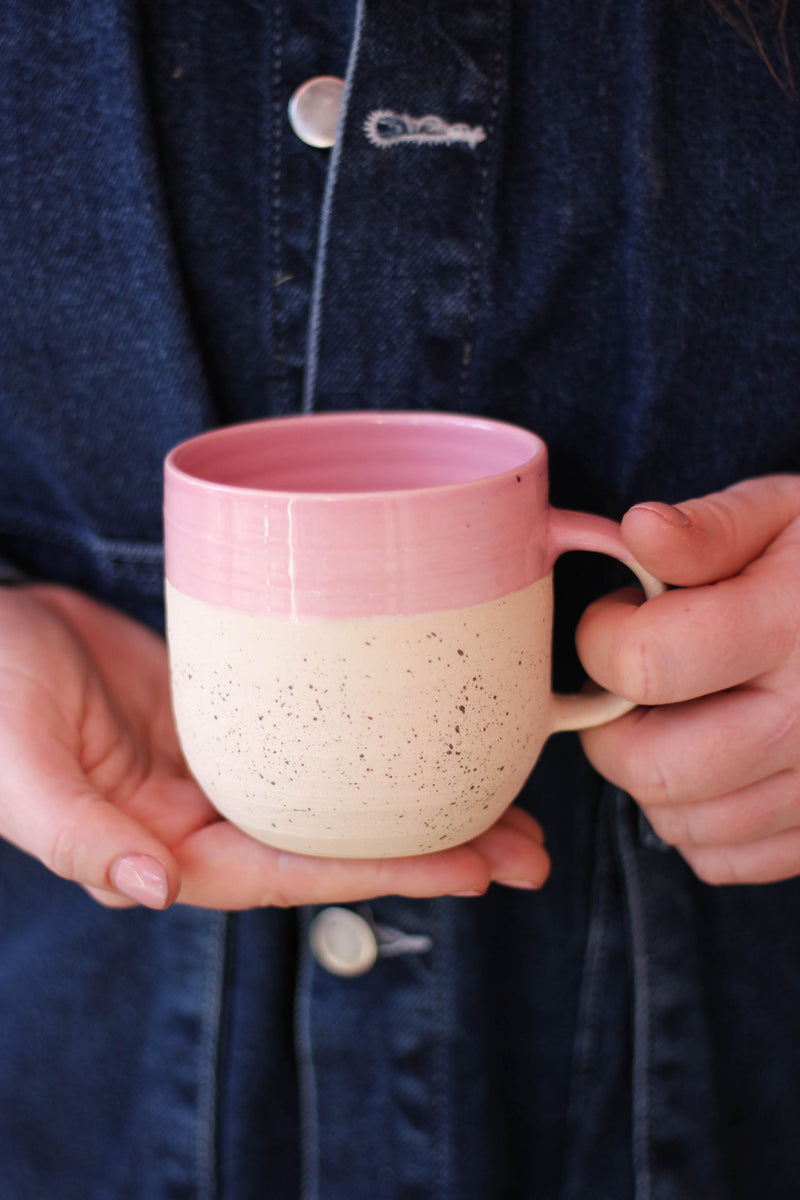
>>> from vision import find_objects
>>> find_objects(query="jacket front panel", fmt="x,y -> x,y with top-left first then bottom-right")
1,3 -> 800,1198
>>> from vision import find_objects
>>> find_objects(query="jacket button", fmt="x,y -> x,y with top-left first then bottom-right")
309,907 -> 378,976
288,76 -> 345,148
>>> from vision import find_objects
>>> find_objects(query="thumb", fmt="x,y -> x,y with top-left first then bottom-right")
620,475 -> 800,587
0,728 -> 180,909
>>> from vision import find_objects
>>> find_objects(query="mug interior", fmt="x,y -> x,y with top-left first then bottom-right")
169,412 -> 543,494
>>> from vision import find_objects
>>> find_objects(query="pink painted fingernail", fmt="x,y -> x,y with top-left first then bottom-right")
109,854 -> 170,909
631,502 -> 692,527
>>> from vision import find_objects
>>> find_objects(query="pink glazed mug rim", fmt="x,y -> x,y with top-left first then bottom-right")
164,410 -> 547,501
164,411 -> 551,619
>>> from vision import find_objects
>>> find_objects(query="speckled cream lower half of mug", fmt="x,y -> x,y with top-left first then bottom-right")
166,576 -> 553,858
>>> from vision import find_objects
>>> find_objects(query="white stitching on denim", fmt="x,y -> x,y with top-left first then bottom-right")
615,789 -> 655,1200
296,908 -> 321,1200
196,913 -> 228,1200
363,110 -> 486,149
302,0 -> 368,412
269,0 -> 290,411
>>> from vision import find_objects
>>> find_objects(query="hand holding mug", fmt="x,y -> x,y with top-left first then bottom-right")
0,583 -> 550,910
579,475 -> 800,886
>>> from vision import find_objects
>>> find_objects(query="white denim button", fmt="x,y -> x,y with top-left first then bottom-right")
288,76 -> 345,148
309,907 -> 378,976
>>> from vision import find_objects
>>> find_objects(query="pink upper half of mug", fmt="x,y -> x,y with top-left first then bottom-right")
164,411 -> 552,618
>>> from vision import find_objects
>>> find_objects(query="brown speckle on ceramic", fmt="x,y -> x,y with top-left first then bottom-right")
166,577 -> 554,857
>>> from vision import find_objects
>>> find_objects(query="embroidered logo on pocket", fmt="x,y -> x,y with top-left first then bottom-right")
364,110 -> 486,149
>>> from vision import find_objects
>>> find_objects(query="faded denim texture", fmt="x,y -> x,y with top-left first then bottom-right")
1,1 -> 800,1197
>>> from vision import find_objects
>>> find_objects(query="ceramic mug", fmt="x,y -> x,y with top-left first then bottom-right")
164,411 -> 663,858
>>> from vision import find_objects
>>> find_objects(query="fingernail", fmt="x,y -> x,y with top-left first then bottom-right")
451,888 -> 487,898
495,878 -> 542,891
631,501 -> 692,528
109,854 -> 170,909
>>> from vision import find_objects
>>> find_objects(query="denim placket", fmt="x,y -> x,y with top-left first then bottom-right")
296,898 -> 460,1200
562,791 -> 635,1200
131,908 -> 229,1200
296,4 -> 510,1194
258,0 -> 356,418
302,0 -> 510,416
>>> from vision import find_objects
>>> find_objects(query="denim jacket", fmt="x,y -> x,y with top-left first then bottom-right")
2,2 -> 800,1197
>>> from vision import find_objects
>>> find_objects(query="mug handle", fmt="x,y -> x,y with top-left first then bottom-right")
547,508 -> 666,733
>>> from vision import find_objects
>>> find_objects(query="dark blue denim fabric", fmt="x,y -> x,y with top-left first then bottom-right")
2,1 -> 800,1197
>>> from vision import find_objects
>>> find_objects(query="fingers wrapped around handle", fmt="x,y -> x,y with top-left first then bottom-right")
547,508 -> 665,734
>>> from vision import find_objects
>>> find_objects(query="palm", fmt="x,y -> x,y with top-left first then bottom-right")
45,587 -> 219,847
